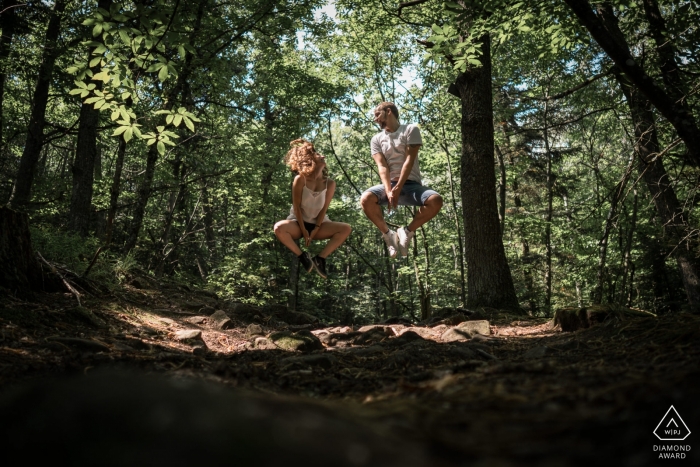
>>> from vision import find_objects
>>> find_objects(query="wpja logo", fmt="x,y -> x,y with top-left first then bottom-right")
653,405 -> 691,459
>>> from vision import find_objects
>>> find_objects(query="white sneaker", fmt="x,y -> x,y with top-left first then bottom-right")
382,229 -> 399,258
397,227 -> 414,257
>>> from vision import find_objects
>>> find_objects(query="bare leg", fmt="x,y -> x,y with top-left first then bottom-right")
314,221 -> 352,258
360,192 -> 389,233
407,194 -> 443,231
273,220 -> 303,256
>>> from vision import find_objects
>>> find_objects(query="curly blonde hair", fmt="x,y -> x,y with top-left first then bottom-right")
285,138 -> 319,177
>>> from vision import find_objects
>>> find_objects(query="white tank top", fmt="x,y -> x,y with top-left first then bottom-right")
287,177 -> 329,224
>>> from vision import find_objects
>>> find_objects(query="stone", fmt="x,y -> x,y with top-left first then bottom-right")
358,325 -> 389,333
185,316 -> 206,325
389,331 -> 424,346
320,332 -> 361,347
158,318 -> 175,325
209,310 -> 232,330
455,320 -> 490,336
192,346 -> 207,356
246,324 -> 264,336
174,330 -> 203,342
254,337 -> 277,350
354,327 -> 389,345
523,346 -> 550,359
441,328 -> 472,342
398,327 -> 435,340
269,331 -> 323,352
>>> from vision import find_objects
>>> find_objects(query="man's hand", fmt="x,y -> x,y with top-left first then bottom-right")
387,184 -> 401,212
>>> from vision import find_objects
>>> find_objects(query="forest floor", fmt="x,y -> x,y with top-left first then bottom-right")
1,275 -> 699,466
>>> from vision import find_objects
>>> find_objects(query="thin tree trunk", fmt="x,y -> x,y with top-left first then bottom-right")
495,144 -> 506,236
619,188 -> 638,305
7,0 -> 67,208
543,100 -> 554,313
455,34 -> 520,311
592,154 -> 635,304
105,138 -> 126,245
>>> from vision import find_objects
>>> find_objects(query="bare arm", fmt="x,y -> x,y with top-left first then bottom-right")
291,175 -> 309,239
394,144 -> 420,192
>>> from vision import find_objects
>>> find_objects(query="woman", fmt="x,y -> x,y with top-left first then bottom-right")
273,139 -> 351,278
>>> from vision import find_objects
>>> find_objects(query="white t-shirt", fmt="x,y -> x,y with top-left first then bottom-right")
370,124 -> 423,183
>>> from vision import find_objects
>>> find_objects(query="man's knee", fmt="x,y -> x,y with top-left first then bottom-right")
360,192 -> 378,210
426,194 -> 443,210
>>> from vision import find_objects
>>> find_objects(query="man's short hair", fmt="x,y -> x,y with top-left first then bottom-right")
376,102 -> 399,121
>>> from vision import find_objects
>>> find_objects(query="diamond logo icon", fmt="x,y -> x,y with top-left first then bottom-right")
654,406 -> 691,441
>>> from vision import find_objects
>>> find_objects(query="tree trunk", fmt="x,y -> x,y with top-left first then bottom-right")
7,0 -> 67,209
105,138 -> 126,245
0,207 -> 59,295
564,0 -> 700,167
543,100 -> 553,313
455,34 -> 520,311
68,94 -> 101,236
67,0 -> 111,236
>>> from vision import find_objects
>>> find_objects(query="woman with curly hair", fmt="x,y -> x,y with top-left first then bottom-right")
273,139 -> 351,278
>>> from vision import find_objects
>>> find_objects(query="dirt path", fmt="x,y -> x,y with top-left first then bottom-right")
1,282 -> 699,465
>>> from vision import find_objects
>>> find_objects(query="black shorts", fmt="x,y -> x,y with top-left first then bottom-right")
304,221 -> 319,233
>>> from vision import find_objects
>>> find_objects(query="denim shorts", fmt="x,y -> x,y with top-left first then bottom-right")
364,180 -> 439,207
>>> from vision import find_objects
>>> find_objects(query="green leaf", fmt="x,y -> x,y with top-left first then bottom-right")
173,114 -> 182,127
431,24 -> 444,34
178,45 -> 186,57
119,29 -> 130,45
111,110 -> 120,121
124,127 -> 133,142
93,23 -> 103,37
146,138 -> 156,146
133,126 -> 142,138
89,56 -> 102,68
85,97 -> 101,104
166,114 -> 174,124
121,92 -> 131,100
158,64 -> 168,81
184,117 -> 195,132
157,140 -> 165,155
69,89 -> 84,95
94,99 -> 106,110
112,126 -> 128,136
93,44 -> 107,55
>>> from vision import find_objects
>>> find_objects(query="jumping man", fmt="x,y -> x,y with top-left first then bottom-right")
360,102 -> 443,257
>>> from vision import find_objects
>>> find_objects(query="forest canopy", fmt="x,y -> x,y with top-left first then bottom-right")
1,0 -> 699,319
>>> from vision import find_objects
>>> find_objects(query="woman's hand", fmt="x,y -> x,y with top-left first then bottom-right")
308,225 -> 320,245
301,226 -> 311,246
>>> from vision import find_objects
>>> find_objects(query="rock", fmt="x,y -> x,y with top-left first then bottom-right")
183,301 -> 206,311
209,310 -> 232,330
455,320 -> 490,336
192,346 -> 207,356
320,332 -> 362,347
398,327 -> 435,340
441,328 -> 472,342
185,316 -> 207,325
247,324 -> 264,336
0,370 -> 429,466
358,325 -> 389,333
470,334 -> 497,345
254,337 -> 277,350
328,326 -> 353,333
523,346 -> 550,359
354,327 -> 390,345
280,354 -> 337,369
174,330 -> 203,342
269,330 -> 323,352
158,318 -> 175,325
389,331 -> 424,346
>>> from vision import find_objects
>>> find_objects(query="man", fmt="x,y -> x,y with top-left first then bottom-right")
360,102 -> 443,258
